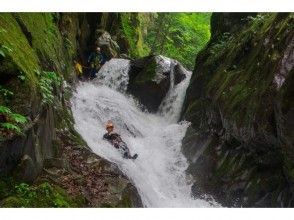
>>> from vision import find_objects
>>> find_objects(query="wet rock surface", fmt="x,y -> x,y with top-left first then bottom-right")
128,55 -> 187,112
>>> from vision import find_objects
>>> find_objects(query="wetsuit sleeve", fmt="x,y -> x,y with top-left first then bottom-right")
103,133 -> 109,140
88,53 -> 94,63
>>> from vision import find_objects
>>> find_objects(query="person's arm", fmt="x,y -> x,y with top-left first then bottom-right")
88,53 -> 93,63
103,133 -> 109,140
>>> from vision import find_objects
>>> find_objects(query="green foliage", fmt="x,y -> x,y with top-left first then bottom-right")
38,71 -> 62,105
204,13 -> 293,125
0,105 -> 27,137
209,32 -> 232,55
120,13 -> 211,69
17,73 -> 26,82
0,105 -> 11,114
120,13 -> 151,57
0,85 -> 14,101
0,123 -> 21,133
146,13 -> 211,69
0,179 -> 81,208
10,113 -> 27,124
245,14 -> 266,22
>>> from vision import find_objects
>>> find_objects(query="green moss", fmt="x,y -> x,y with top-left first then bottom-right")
204,13 -> 294,126
1,196 -> 27,207
0,14 -> 40,90
134,58 -> 157,84
120,13 -> 150,57
13,13 -> 75,79
116,194 -> 132,208
0,179 -> 84,208
0,13 -> 78,117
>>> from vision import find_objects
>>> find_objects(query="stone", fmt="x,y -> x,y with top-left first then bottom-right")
95,29 -> 120,60
15,154 -> 38,183
128,55 -> 187,112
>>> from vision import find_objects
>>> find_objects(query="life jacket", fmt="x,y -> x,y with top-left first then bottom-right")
75,62 -> 83,76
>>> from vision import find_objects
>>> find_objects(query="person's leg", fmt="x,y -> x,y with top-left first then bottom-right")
120,143 -> 132,159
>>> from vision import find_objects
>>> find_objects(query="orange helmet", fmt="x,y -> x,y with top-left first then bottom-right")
106,121 -> 114,130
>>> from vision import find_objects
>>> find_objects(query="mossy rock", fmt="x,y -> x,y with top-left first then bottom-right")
1,196 -> 27,207
0,180 -> 85,208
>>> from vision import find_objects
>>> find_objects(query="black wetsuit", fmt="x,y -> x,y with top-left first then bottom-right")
103,132 -> 137,159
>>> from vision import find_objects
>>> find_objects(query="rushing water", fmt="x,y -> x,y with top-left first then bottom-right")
71,58 -> 216,207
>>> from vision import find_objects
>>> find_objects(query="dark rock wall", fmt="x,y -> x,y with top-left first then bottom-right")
182,13 -> 294,207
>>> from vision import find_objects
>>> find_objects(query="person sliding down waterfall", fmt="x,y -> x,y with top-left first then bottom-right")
103,121 -> 138,160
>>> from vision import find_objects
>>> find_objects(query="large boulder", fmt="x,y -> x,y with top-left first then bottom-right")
181,13 -> 294,207
128,55 -> 186,112
95,29 -> 120,60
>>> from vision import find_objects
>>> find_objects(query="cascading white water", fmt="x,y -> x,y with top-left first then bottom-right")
158,61 -> 192,123
71,58 -> 217,207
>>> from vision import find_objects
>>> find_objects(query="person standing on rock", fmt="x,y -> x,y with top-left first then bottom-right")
103,121 -> 138,160
87,46 -> 104,79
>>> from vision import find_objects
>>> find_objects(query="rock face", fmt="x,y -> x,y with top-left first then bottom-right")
181,13 -> 294,207
95,29 -> 120,60
128,55 -> 186,112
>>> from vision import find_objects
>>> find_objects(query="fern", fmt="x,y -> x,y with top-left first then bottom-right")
0,106 -> 12,114
39,71 -> 61,105
10,113 -> 27,124
0,105 -> 27,136
0,122 -> 21,133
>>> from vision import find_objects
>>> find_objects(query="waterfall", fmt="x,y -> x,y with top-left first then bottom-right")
71,58 -> 218,207
158,60 -> 192,123
95,58 -> 131,92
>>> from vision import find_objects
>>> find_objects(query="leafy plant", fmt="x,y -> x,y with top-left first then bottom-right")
246,14 -> 266,22
39,71 -> 62,105
17,73 -> 26,82
145,13 -> 211,69
0,123 -> 21,134
0,105 -> 27,138
0,106 -> 11,114
120,13 -> 211,69
0,86 -> 14,102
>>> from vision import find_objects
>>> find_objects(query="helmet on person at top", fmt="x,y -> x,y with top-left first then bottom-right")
106,121 -> 114,130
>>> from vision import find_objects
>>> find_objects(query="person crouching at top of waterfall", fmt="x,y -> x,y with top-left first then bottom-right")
103,121 -> 138,160
87,46 -> 104,79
